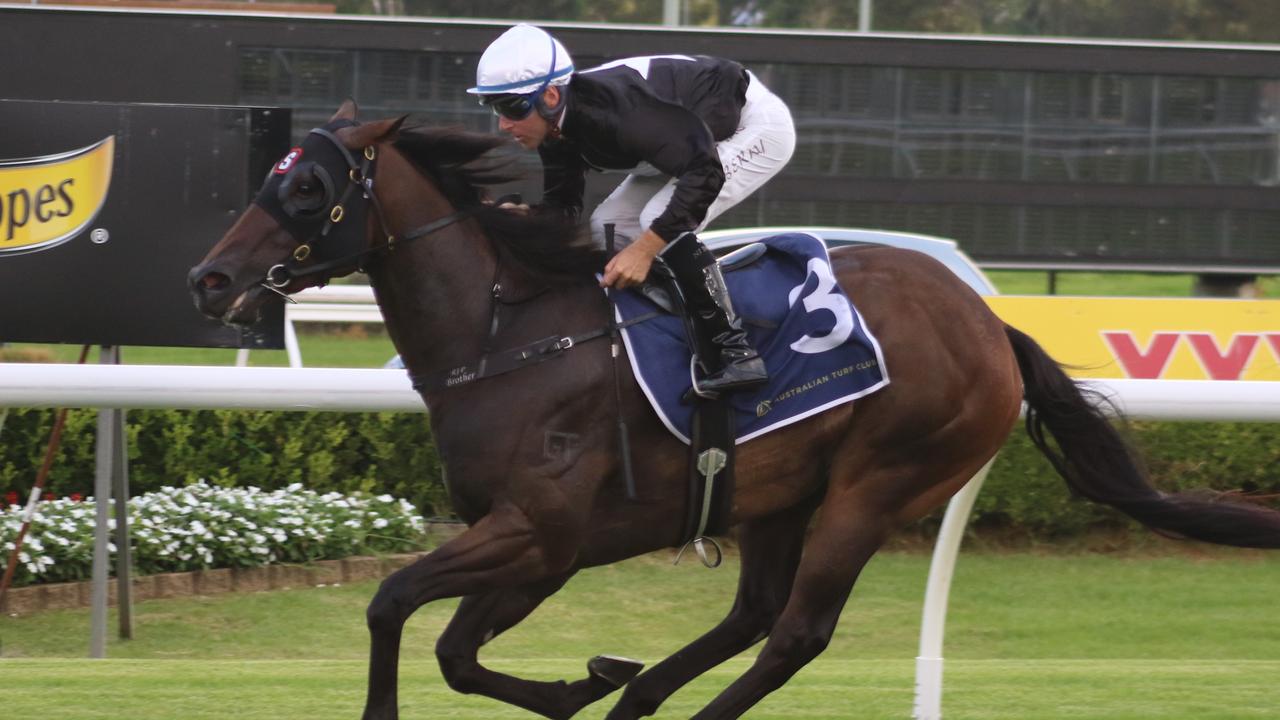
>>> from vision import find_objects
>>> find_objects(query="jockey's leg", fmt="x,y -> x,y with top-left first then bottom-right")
635,75 -> 793,396
590,173 -> 667,250
655,232 -> 768,395
637,72 -> 795,235
702,71 -> 796,224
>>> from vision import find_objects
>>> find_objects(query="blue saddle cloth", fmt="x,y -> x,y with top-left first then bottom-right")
613,232 -> 889,445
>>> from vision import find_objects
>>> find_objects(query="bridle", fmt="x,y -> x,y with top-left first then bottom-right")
259,122 -> 474,294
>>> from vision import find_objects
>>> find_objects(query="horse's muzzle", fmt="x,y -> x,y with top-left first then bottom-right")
187,261 -> 259,324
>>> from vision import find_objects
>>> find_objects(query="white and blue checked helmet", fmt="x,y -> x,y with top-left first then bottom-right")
467,24 -> 575,96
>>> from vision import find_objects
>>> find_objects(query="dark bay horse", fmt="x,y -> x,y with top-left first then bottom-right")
189,102 -> 1280,720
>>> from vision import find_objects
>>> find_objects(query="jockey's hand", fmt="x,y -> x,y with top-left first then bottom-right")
602,230 -> 666,289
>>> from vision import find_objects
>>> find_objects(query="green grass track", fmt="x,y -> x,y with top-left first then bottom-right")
4,551 -> 1279,718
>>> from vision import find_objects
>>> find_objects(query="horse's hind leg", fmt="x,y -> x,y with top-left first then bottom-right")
604,496 -> 818,720
689,477 -> 899,720
435,574 -> 642,719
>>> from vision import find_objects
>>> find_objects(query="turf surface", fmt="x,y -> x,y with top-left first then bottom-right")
4,550 -> 1278,718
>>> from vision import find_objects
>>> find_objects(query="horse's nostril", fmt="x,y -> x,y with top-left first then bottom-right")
201,272 -> 231,291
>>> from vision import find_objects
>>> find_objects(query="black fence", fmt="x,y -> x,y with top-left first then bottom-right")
4,6 -> 1279,273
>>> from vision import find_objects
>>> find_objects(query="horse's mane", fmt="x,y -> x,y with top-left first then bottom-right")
391,124 -> 605,281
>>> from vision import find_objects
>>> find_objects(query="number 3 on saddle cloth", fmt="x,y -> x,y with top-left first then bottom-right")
612,232 -> 891,446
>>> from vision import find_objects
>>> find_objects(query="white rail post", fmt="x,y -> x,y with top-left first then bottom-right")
912,457 -> 995,720
89,346 -> 117,658
284,314 -> 303,368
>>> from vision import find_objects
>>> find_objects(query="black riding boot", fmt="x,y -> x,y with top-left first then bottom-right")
656,232 -> 768,395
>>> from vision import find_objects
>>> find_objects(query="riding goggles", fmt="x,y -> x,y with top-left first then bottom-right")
482,92 -> 539,121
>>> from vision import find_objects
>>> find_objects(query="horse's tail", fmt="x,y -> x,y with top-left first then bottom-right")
1005,324 -> 1280,548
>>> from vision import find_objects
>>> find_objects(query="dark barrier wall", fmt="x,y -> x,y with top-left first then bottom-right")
3,7 -> 1280,272
0,100 -> 289,348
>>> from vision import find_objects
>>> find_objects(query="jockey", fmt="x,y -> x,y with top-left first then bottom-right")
468,23 -> 796,395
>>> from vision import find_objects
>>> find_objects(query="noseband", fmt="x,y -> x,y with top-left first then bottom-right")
260,123 -> 473,292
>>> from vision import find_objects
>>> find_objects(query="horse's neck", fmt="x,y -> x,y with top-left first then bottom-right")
364,150 -> 605,409
367,209 -> 498,387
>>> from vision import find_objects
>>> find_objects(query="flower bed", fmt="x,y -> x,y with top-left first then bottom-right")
1,483 -> 428,588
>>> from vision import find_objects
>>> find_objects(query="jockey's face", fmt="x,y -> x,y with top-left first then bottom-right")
496,86 -> 561,150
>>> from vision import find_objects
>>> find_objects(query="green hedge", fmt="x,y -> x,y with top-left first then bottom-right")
3,409 -> 1277,538
0,409 -> 448,518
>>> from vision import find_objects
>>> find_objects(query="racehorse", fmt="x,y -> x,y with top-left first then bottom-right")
188,101 -> 1280,720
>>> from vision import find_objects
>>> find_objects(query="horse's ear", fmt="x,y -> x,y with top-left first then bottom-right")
343,115 -> 409,148
331,99 -> 359,123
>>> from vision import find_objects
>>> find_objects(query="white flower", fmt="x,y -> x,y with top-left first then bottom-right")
4,483 -> 426,583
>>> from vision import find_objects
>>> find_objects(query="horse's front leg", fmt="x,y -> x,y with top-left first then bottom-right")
362,500 -> 583,720
433,576 -> 643,719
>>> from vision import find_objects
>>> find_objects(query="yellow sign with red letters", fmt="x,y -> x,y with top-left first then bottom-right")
986,296 -> 1280,381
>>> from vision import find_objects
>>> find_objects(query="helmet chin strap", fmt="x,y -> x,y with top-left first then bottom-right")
531,34 -> 566,122
536,85 -> 568,125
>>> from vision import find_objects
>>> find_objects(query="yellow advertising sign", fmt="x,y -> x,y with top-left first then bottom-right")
0,137 -> 115,255
987,296 -> 1280,381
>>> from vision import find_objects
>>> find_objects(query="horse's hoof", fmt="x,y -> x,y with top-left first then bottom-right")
588,654 -> 644,688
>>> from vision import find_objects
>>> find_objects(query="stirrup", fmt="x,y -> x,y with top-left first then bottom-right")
697,358 -> 768,394
683,355 -> 768,402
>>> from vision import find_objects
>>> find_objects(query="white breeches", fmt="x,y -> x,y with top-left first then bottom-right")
589,71 -> 797,249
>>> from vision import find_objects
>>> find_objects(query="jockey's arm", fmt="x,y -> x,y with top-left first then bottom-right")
600,229 -> 666,288
601,102 -> 725,289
